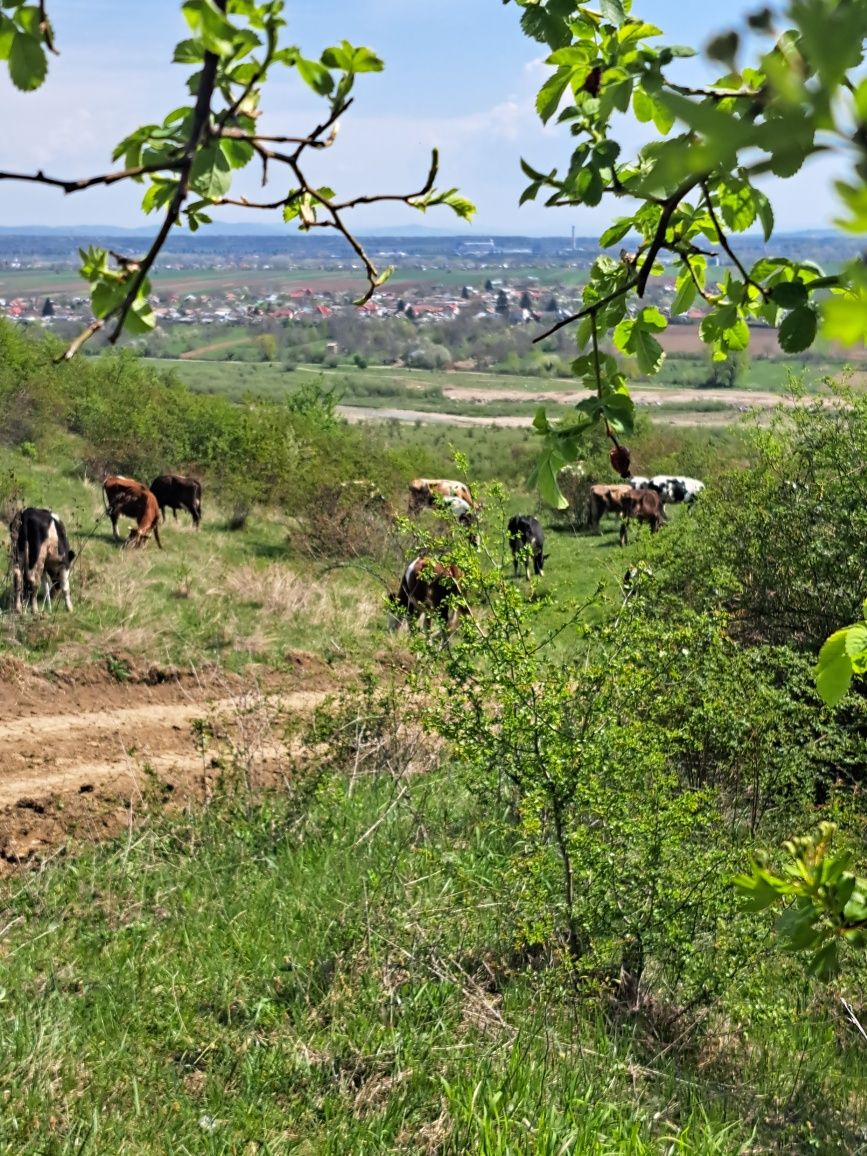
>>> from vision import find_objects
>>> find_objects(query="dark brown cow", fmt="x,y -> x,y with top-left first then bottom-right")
150,474 -> 202,527
103,475 -> 162,549
10,507 -> 75,613
387,556 -> 465,633
408,478 -> 473,515
587,483 -> 634,533
619,488 -> 664,546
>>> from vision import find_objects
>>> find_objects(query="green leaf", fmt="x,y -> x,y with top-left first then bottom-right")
632,328 -> 664,375
632,87 -> 654,124
172,38 -> 204,64
599,217 -> 633,248
733,870 -> 787,912
181,0 -> 238,57
441,191 -> 476,221
189,144 -> 232,200
297,56 -> 334,96
601,390 -> 635,434
771,280 -> 808,309
601,220 -> 633,250
124,294 -> 157,335
7,30 -> 45,90
599,0 -> 626,27
822,293 -> 867,348
528,447 -> 569,509
815,628 -> 854,707
90,280 -> 126,319
755,190 -> 774,242
807,939 -> 840,982
219,136 -> 255,169
536,66 -> 571,123
671,272 -> 697,316
778,305 -> 818,354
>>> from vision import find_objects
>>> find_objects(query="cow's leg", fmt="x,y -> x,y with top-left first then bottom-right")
40,573 -> 52,610
11,565 -> 23,613
152,521 -> 163,550
26,568 -> 40,612
619,518 -> 629,547
58,567 -> 73,611
110,511 -> 120,540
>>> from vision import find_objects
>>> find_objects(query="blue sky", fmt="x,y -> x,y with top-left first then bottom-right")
0,1 -> 843,234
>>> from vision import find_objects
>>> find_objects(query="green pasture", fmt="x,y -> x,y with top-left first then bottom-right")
0,445 -> 647,675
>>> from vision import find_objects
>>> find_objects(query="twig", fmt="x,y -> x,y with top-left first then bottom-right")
352,783 -> 409,848
0,158 -> 186,194
700,179 -> 770,301
841,998 -> 867,1045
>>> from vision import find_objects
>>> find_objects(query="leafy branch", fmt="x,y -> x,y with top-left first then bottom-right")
509,0 -> 867,508
0,0 -> 476,353
734,823 -> 867,981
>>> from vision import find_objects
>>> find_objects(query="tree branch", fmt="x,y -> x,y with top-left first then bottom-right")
0,157 -> 186,194
700,180 -> 770,301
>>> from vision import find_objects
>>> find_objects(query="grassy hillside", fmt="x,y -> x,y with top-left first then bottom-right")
4,330 -> 867,1154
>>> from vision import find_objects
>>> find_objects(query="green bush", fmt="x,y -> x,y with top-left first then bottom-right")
640,386 -> 867,652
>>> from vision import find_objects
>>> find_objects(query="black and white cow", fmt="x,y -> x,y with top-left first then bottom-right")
10,507 -> 75,613
507,514 -> 547,579
648,475 -> 705,506
387,556 -> 465,633
439,495 -> 480,547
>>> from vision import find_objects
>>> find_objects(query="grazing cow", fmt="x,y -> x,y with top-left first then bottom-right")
408,478 -> 473,515
648,475 -> 705,506
103,475 -> 162,549
507,514 -> 547,579
619,488 -> 664,546
149,474 -> 202,527
387,556 -> 465,633
587,484 -> 634,533
9,507 -> 75,613
439,495 -> 480,546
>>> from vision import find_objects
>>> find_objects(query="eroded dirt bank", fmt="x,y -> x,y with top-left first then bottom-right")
0,656 -> 332,871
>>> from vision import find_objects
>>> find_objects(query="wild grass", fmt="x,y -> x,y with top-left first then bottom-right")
0,750 -> 862,1154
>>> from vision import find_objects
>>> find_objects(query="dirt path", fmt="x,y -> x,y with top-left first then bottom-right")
179,336 -> 254,359
0,668 -> 328,869
439,385 -> 794,407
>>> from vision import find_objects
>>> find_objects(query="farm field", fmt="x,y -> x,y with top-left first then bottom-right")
146,353 -> 859,429
0,263 -> 590,300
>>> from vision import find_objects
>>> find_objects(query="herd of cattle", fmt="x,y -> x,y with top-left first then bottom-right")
7,470 -> 703,629
8,473 -> 201,615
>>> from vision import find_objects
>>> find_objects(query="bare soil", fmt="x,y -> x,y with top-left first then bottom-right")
0,655 -> 333,871
179,336 -> 255,359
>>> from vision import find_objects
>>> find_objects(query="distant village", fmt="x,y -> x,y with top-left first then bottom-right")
0,228 -> 858,335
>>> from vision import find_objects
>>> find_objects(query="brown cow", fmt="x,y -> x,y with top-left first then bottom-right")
619,488 -> 664,546
103,475 -> 163,549
387,556 -> 465,633
587,484 -> 634,533
408,478 -> 473,515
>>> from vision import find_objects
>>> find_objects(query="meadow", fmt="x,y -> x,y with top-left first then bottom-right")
2,323 -> 867,1154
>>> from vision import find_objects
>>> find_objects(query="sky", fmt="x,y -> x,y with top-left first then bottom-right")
0,1 -> 847,235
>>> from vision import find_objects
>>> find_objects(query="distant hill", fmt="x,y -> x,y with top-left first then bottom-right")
0,223 -> 847,241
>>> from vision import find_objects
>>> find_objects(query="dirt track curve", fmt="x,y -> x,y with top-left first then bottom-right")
0,663 -> 328,870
